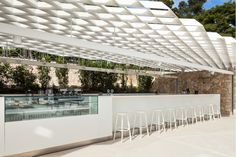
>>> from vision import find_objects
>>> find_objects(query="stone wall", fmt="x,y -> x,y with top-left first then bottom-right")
152,71 -> 233,116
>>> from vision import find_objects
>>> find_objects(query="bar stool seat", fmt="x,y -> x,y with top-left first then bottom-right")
132,111 -> 150,137
113,112 -> 132,142
150,109 -> 165,133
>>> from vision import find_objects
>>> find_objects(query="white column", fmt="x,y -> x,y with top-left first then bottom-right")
0,97 -> 5,156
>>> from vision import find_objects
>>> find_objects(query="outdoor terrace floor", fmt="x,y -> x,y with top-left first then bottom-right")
40,116 -> 236,157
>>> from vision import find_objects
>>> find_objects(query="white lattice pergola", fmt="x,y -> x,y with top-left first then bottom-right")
0,0 -> 235,74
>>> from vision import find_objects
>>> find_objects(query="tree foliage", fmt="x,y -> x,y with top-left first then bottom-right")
138,75 -> 153,92
79,59 -> 118,92
55,56 -> 69,88
175,0 -> 206,17
38,55 -> 51,89
173,0 -> 235,37
80,71 -> 118,92
0,63 -> 12,88
195,1 -> 235,37
12,65 -> 38,90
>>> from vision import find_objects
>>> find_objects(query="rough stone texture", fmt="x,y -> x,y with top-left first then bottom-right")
151,76 -> 176,94
152,71 -> 233,116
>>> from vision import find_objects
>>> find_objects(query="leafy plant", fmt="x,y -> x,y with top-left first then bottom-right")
55,56 -> 69,88
195,1 -> 235,37
12,65 -> 38,90
138,75 -> 153,93
38,55 -> 51,89
0,63 -> 12,88
79,60 -> 118,92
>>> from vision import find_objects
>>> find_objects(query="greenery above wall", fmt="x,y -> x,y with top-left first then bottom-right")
0,63 -> 12,88
138,75 -> 153,93
0,48 -> 155,93
38,55 -> 51,90
195,2 -> 235,37
77,59 -> 154,93
55,56 -> 69,88
79,59 -> 118,93
0,63 -> 39,92
12,65 -> 38,91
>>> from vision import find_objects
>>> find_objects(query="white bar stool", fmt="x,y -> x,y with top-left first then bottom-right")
176,107 -> 188,127
166,108 -> 177,129
187,106 -> 197,124
196,105 -> 205,122
150,109 -> 165,133
113,112 -> 132,142
206,104 -> 215,120
132,111 -> 150,137
213,104 -> 221,118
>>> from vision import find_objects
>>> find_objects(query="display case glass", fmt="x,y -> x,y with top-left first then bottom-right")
4,95 -> 98,122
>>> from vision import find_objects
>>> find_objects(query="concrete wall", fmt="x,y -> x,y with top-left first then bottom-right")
0,97 -> 4,156
152,71 -> 233,116
3,96 -> 112,156
233,69 -> 236,114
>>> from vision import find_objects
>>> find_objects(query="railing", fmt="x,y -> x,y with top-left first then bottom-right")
4,95 -> 98,122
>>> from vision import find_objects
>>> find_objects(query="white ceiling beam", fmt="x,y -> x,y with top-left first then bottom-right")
0,22 -> 233,75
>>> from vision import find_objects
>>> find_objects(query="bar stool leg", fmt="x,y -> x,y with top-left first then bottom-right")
127,116 -> 132,141
157,114 -> 160,131
211,105 -> 215,120
173,111 -> 177,129
150,112 -> 154,133
169,110 -> 171,129
162,112 -> 166,131
113,115 -> 119,140
132,114 -> 137,136
145,114 -> 149,136
191,108 -> 194,123
157,112 -> 159,131
194,108 -> 197,123
140,115 -> 142,138
201,106 -> 205,122
121,116 -> 124,142
183,108 -> 188,126
181,109 -> 184,126
186,109 -> 189,126
218,105 -> 221,118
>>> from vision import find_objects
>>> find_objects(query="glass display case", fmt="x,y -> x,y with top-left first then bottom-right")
4,95 -> 98,122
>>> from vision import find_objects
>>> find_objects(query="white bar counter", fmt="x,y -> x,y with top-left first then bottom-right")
112,94 -> 220,113
112,94 -> 220,129
0,94 -> 220,156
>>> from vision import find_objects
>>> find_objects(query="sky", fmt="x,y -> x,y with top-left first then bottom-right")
173,0 -> 233,9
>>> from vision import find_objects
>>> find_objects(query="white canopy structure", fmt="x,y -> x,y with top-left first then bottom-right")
0,0 -> 235,74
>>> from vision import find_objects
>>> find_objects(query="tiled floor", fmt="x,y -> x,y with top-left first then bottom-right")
40,116 -> 236,157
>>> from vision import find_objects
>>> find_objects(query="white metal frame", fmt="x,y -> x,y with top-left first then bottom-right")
0,0 -> 235,74
0,56 -> 177,78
